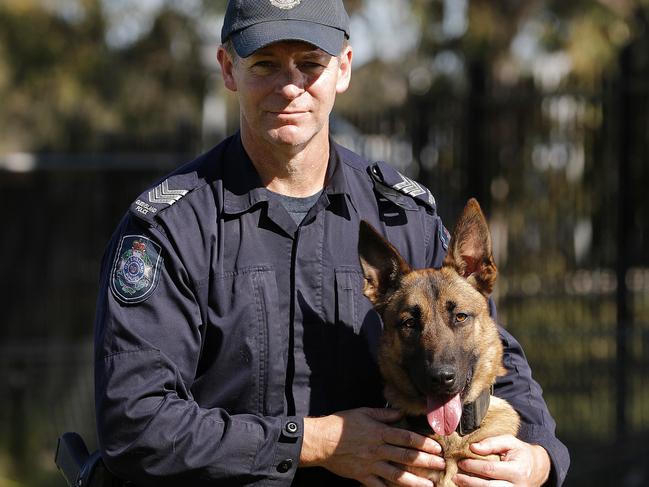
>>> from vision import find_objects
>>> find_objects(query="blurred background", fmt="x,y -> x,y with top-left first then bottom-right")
0,0 -> 648,485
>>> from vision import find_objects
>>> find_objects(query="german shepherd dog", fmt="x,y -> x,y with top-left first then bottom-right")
358,199 -> 520,486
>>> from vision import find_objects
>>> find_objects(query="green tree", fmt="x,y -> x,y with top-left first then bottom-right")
0,0 -> 208,153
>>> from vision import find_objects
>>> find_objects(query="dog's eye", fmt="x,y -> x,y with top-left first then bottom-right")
455,313 -> 469,324
400,318 -> 417,329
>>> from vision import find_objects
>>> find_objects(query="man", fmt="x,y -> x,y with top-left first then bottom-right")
94,1 -> 569,486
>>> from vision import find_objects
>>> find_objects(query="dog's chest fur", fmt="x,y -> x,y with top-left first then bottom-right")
391,397 -> 520,487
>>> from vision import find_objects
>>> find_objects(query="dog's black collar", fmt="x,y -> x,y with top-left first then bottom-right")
458,387 -> 491,436
401,387 -> 492,437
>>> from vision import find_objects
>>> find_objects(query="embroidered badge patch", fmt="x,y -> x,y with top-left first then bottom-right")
110,235 -> 162,304
270,0 -> 301,9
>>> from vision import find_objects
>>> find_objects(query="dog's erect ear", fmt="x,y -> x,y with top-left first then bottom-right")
444,198 -> 497,296
358,221 -> 411,309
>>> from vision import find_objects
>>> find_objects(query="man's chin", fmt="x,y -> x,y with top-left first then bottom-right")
266,126 -> 318,148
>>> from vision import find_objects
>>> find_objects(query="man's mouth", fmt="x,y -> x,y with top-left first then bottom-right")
269,109 -> 309,116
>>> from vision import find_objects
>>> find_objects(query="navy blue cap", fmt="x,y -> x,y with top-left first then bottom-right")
221,0 -> 350,58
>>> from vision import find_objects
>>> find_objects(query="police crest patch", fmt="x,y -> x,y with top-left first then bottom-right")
110,235 -> 162,304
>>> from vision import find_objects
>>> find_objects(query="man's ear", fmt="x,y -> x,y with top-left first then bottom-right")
336,44 -> 353,94
358,221 -> 410,310
443,198 -> 497,297
217,45 -> 238,92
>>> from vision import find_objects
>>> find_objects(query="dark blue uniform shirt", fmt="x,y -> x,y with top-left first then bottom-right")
94,133 -> 569,486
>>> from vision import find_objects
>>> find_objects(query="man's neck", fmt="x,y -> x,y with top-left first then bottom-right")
240,129 -> 330,198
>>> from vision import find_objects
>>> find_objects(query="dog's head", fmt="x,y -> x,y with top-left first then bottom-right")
358,199 -> 505,436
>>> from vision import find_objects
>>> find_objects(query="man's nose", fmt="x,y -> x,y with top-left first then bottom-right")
276,66 -> 306,99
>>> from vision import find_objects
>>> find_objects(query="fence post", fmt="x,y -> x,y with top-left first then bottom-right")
465,60 -> 488,208
9,363 -> 27,474
615,41 -> 633,442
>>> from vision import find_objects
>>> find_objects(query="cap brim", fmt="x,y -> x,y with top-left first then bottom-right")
231,20 -> 345,58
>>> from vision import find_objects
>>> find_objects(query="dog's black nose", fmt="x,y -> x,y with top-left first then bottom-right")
434,368 -> 456,389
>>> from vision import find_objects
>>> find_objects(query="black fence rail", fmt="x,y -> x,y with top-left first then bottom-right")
0,161 -> 648,486
0,161 -> 179,485
0,340 -> 95,468
1,34 -> 648,487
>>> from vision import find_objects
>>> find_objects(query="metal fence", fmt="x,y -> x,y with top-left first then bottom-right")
0,163 -> 176,486
1,40 -> 648,487
336,37 -> 649,485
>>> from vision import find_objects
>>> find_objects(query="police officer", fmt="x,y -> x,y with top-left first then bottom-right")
94,1 -> 569,486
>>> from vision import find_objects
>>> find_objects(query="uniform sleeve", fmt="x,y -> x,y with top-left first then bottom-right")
493,306 -> 570,486
94,215 -> 302,486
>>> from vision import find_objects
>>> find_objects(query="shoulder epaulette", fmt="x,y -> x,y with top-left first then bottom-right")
369,161 -> 436,212
129,171 -> 199,223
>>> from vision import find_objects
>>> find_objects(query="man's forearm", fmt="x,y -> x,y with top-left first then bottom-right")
300,416 -> 342,467
530,444 -> 551,485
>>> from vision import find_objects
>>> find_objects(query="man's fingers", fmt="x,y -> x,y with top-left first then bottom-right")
365,407 -> 405,424
454,472 -> 512,487
381,426 -> 442,455
377,444 -> 445,470
469,434 -> 519,455
361,475 -> 389,487
373,461 -> 434,487
458,458 -> 516,482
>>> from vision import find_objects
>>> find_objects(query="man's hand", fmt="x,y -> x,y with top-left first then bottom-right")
301,408 -> 444,487
454,435 -> 551,487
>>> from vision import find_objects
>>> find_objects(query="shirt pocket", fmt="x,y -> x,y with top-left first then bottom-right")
334,266 -> 366,334
332,266 -> 385,408
201,265 -> 285,416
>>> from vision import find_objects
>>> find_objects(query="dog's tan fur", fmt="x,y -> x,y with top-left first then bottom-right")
359,199 -> 520,487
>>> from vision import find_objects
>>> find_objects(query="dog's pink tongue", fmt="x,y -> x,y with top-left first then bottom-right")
426,394 -> 462,436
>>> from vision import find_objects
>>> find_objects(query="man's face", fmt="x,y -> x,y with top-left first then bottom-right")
218,41 -> 352,149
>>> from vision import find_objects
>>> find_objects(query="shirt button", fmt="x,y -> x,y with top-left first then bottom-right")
277,459 -> 293,473
285,421 -> 299,434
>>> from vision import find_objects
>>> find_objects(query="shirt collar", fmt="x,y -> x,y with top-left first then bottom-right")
222,133 -> 269,214
327,139 -> 359,215
222,132 -> 357,215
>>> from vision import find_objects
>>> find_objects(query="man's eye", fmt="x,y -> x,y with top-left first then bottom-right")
299,61 -> 327,73
250,61 -> 277,72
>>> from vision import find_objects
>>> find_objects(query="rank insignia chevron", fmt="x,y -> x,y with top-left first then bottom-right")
148,180 -> 188,206
394,174 -> 436,206
369,162 -> 437,211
